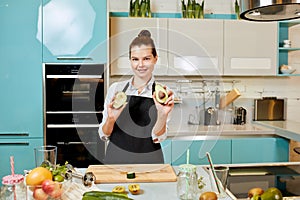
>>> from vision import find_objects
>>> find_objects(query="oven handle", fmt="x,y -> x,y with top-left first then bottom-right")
47,124 -> 100,128
57,141 -> 98,145
56,56 -> 93,61
46,75 -> 103,79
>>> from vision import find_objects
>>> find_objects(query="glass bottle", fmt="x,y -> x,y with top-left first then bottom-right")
1,174 -> 26,200
177,164 -> 198,200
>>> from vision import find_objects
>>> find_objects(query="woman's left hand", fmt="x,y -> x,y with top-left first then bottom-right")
152,87 -> 174,116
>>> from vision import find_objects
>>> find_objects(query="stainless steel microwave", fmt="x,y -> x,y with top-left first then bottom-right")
254,97 -> 286,121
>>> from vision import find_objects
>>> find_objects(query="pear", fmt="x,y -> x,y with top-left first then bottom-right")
248,187 -> 264,198
113,91 -> 127,109
199,191 -> 218,200
155,84 -> 168,104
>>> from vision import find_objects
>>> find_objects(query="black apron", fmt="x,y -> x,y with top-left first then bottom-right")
103,82 -> 164,164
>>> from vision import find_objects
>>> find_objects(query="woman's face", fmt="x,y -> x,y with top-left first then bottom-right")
130,44 -> 157,79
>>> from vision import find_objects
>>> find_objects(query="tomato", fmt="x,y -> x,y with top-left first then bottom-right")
26,167 -> 53,186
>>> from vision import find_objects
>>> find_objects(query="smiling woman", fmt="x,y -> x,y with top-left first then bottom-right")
99,30 -> 174,164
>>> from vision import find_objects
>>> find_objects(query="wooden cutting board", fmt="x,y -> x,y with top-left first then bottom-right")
86,164 -> 177,183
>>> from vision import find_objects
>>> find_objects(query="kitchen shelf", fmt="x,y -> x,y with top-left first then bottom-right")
278,20 -> 300,76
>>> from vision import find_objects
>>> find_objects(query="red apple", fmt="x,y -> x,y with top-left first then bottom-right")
41,179 -> 55,195
33,187 -> 49,200
49,181 -> 62,199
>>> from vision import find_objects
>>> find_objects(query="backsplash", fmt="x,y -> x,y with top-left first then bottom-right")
109,76 -> 300,123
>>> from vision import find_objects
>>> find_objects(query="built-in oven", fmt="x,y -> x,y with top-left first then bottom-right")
43,63 -> 106,167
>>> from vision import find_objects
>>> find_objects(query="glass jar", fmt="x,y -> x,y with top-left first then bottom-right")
177,164 -> 198,200
1,174 -> 26,200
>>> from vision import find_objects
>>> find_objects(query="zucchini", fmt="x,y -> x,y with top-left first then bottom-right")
83,191 -> 133,200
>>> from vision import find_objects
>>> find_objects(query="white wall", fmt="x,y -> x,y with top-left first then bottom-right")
109,0 -> 236,14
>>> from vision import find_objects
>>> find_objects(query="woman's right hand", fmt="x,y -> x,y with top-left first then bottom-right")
107,96 -> 127,122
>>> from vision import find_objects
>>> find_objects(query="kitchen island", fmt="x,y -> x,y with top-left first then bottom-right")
75,165 -> 234,200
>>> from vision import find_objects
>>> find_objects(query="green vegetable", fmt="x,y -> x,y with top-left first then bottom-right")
134,0 -> 139,17
235,0 -> 240,20
82,191 -> 133,200
194,3 -> 201,18
181,0 -> 187,18
129,0 -> 134,17
140,0 -> 146,17
200,0 -> 204,19
146,0 -> 151,17
187,0 -> 193,18
40,161 -> 69,182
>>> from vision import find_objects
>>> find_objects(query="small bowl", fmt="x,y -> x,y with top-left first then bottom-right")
280,68 -> 296,74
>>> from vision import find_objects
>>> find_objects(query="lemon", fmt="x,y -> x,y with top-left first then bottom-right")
26,167 -> 53,186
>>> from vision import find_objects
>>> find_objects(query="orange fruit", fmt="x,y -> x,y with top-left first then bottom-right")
26,167 -> 52,186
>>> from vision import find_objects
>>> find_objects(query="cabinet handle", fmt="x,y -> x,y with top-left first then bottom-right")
0,142 -> 29,146
57,141 -> 97,145
56,57 -> 93,61
0,133 -> 29,136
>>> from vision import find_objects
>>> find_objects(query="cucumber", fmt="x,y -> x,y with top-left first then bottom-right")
83,191 -> 133,200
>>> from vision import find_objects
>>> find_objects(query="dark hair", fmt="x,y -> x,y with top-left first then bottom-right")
129,30 -> 157,59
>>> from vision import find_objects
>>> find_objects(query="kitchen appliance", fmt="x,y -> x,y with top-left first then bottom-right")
204,107 -> 218,125
240,0 -> 300,21
254,97 -> 286,121
233,107 -> 247,125
44,63 -> 106,167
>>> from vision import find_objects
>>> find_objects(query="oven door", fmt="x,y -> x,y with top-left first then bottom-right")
45,63 -> 105,112
46,125 -> 105,168
46,112 -> 104,167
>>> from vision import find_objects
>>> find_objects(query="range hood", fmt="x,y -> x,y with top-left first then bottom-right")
240,0 -> 300,21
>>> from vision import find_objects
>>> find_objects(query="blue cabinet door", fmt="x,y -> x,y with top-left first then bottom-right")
171,140 -> 232,165
161,139 -> 172,164
232,137 -> 289,163
0,138 -> 43,185
0,0 -> 43,137
42,0 -> 107,63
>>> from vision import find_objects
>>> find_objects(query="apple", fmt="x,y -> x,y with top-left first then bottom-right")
41,179 -> 56,195
33,187 -> 49,200
48,181 -> 63,199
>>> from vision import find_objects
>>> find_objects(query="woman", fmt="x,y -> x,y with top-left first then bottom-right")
99,30 -> 174,164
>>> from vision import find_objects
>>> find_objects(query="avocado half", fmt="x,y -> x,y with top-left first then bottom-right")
113,91 -> 127,109
155,84 -> 168,104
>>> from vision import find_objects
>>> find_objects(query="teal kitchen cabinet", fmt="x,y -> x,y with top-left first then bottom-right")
171,139 -> 232,166
232,137 -> 289,163
0,0 -> 43,184
161,139 -> 172,164
0,138 -> 43,183
0,0 -> 43,137
42,0 -> 107,63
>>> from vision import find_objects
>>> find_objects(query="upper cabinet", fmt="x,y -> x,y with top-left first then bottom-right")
223,20 -> 278,76
110,17 -> 279,76
278,20 -> 300,76
110,17 -> 168,75
168,19 -> 223,76
41,0 -> 107,63
0,0 -> 43,137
